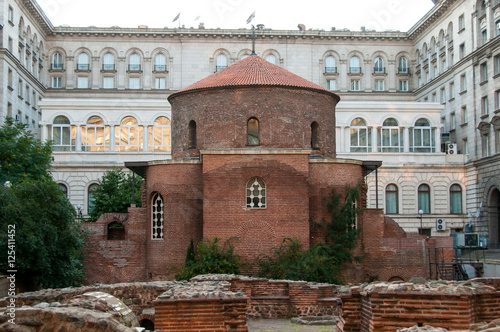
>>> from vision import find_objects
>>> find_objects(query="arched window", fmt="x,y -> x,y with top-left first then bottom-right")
265,54 -> 276,64
311,122 -> 319,149
247,117 -> 260,145
103,53 -> 115,71
107,222 -> 125,240
450,184 -> 463,214
83,116 -> 109,151
151,192 -> 164,239
58,183 -> 68,197
418,184 -> 431,214
379,118 -> 402,152
350,56 -> 361,74
154,53 -> 166,71
129,53 -> 141,71
77,53 -> 89,70
188,120 -> 197,149
385,184 -> 398,214
398,57 -> 408,74
246,177 -> 266,209
216,54 -> 227,72
52,115 -> 75,151
51,52 -> 63,70
117,116 -> 142,152
374,57 -> 384,73
88,183 -> 99,215
411,118 -> 435,153
149,116 -> 171,152
325,56 -> 336,73
350,118 -> 371,152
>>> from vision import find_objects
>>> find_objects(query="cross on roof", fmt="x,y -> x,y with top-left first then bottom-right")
247,25 -> 260,56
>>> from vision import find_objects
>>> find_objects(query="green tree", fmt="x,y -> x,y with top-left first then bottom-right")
89,168 -> 143,222
0,117 -> 53,184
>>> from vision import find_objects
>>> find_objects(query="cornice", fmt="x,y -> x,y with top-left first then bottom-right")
407,0 -> 458,41
18,0 -> 54,36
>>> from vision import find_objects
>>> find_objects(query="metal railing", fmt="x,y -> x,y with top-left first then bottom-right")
77,64 -> 90,70
429,247 -> 486,281
102,64 -> 115,71
50,63 -> 64,70
128,64 -> 141,71
325,67 -> 337,74
154,64 -> 167,71
373,67 -> 386,74
349,67 -> 362,74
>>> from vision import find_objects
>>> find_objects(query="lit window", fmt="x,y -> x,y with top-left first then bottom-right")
154,53 -> 167,71
52,115 -> 75,151
450,184 -> 462,214
350,56 -> 361,74
149,116 -> 171,152
117,116 -> 142,152
216,54 -> 227,72
246,177 -> 266,209
151,192 -> 164,239
350,118 -> 371,152
411,118 -> 435,153
418,184 -> 431,214
103,53 -> 115,71
77,53 -> 89,70
247,117 -> 260,145
325,56 -> 336,73
88,183 -> 99,215
82,116 -> 109,152
379,118 -> 402,152
385,184 -> 398,214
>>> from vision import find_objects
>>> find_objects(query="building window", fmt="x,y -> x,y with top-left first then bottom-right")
462,138 -> 468,155
494,54 -> 500,76
77,76 -> 89,89
188,120 -> 197,149
451,113 -> 456,130
398,57 -> 408,74
449,82 -> 455,100
18,80 -> 23,98
149,116 -> 171,152
480,62 -> 488,82
155,77 -> 166,89
311,122 -> 319,149
399,80 -> 409,91
77,53 -> 89,70
349,56 -> 361,74
461,106 -> 468,124
154,53 -> 167,71
440,87 -> 446,104
8,6 -> 14,24
103,77 -> 114,89
458,14 -> 465,31
117,116 -> 142,152
450,184 -> 462,214
129,77 -> 140,89
350,118 -> 371,152
129,53 -> 141,71
52,116 -> 75,151
385,184 -> 398,214
103,53 -> 115,71
265,54 -> 276,64
481,29 -> 487,45
482,133 -> 490,157
88,183 -> 99,215
151,192 -> 164,240
246,177 -> 266,209
411,118 -> 435,153
216,54 -> 227,72
374,79 -> 385,91
82,116 -> 109,152
327,79 -> 336,91
460,73 -> 467,92
418,184 -> 431,214
459,43 -> 465,59
325,56 -> 336,73
350,79 -> 361,91
374,57 -> 384,74
58,183 -> 68,197
379,118 -> 402,152
496,90 -> 500,111
51,52 -> 63,70
8,37 -> 13,53
247,117 -> 260,145
481,96 -> 489,116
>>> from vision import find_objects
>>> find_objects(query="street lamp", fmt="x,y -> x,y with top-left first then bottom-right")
3,181 -> 11,188
417,209 -> 424,234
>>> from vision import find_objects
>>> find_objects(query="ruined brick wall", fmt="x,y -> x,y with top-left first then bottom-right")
145,162 -> 203,279
170,87 -> 337,159
82,209 -> 147,284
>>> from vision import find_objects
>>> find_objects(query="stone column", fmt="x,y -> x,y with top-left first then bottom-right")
338,126 -> 345,152
404,127 -> 410,152
109,125 -> 116,151
143,125 -> 149,152
372,126 -> 379,152
75,124 -> 82,152
435,127 -> 442,153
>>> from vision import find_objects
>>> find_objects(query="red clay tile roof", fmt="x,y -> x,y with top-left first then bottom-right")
168,56 -> 340,101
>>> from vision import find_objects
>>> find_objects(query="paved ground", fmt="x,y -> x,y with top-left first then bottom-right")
247,319 -> 336,332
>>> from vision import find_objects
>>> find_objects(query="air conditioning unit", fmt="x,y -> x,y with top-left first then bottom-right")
447,143 -> 457,155
455,233 -> 480,247
436,218 -> 446,231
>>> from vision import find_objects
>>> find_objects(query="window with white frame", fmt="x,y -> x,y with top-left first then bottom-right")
350,79 -> 360,91
374,79 -> 385,91
117,116 -> 142,152
385,184 -> 398,214
246,177 -> 266,209
327,79 -> 336,91
77,53 -> 89,70
149,116 -> 171,152
494,54 -> 500,76
325,56 -> 336,73
482,132 -> 490,157
398,57 -> 408,73
82,116 -> 109,151
374,57 -> 384,73
77,76 -> 89,89
350,118 -> 371,152
155,77 -> 166,89
482,96 -> 489,115
103,53 -> 115,71
265,54 -> 276,64
418,184 -> 431,214
154,53 -> 167,71
103,77 -> 114,89
379,118 -> 403,152
350,56 -> 361,74
151,192 -> 164,239
450,184 -> 462,214
216,54 -> 227,72
399,80 -> 409,91
129,53 -> 141,71
52,116 -> 75,151
51,52 -> 63,70
129,77 -> 140,89
51,76 -> 62,88
459,43 -> 465,59
88,184 -> 99,215
411,118 -> 435,153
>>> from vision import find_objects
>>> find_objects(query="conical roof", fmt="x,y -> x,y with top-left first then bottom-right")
168,56 -> 340,101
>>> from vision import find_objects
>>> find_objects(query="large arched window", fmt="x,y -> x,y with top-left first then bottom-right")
82,116 -> 109,151
450,184 -> 463,214
88,183 -> 99,215
51,52 -> 63,70
246,177 -> 266,209
247,117 -> 260,145
188,120 -> 197,149
151,192 -> 164,239
385,184 -> 398,214
216,54 -> 227,72
418,184 -> 431,214
117,116 -> 142,152
398,57 -> 408,74
379,118 -> 402,152
103,53 -> 115,71
350,56 -> 361,74
411,118 -> 435,153
311,122 -> 319,149
154,53 -> 167,71
52,115 -> 75,151
325,56 -> 336,73
77,53 -> 89,70
149,116 -> 171,152
350,118 -> 371,152
374,57 -> 384,73
129,53 -> 141,71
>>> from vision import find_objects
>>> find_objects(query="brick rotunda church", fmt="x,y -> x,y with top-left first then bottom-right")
83,55 -> 452,284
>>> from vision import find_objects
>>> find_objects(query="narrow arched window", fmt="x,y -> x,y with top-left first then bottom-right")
411,118 -> 435,153
311,122 -> 319,149
88,183 -> 99,215
117,116 -> 142,152
246,177 -> 266,209
418,184 -> 431,214
216,54 -> 227,71
450,184 -> 462,214
151,193 -> 164,239
350,56 -> 361,74
52,115 -> 75,151
188,120 -> 197,149
379,118 -> 402,152
83,116 -> 109,152
77,53 -> 89,70
51,52 -> 63,70
129,53 -> 141,71
385,184 -> 398,214
103,53 -> 115,71
374,57 -> 384,73
398,57 -> 408,73
265,54 -> 276,64
247,118 -> 260,145
154,53 -> 166,71
325,56 -> 336,73
149,116 -> 171,152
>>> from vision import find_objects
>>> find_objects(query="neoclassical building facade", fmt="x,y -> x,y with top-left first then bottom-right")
0,0 -> 498,247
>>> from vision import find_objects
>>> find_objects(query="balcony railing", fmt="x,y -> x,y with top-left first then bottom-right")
154,64 -> 167,72
349,67 -> 362,74
102,64 -> 116,71
398,67 -> 410,74
128,64 -> 141,71
216,65 -> 227,72
50,63 -> 64,70
324,67 -> 337,74
373,67 -> 386,74
77,63 -> 90,71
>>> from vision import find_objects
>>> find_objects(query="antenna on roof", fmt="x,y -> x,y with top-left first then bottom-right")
246,11 -> 259,56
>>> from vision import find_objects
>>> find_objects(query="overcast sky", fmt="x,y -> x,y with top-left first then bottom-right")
37,0 -> 435,32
